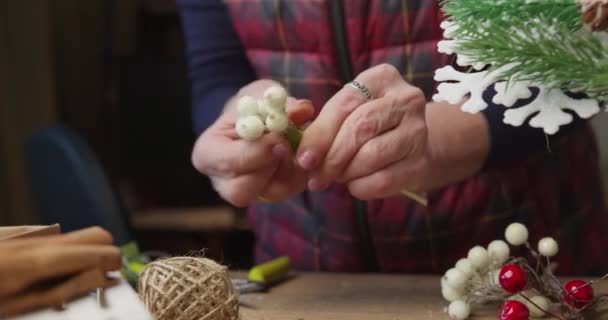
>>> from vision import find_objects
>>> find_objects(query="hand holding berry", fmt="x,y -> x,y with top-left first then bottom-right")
191,80 -> 315,206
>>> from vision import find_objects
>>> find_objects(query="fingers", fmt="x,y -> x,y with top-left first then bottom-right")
192,131 -> 287,178
0,227 -> 114,252
295,88 -> 367,171
211,165 -> 277,207
1,245 -> 121,298
0,268 -> 116,317
30,245 -> 122,275
295,65 -> 392,171
295,64 -> 409,172
205,133 -> 294,207
211,142 -> 307,206
307,95 -> 410,190
48,227 -> 114,246
286,98 -> 315,126
340,116 -> 427,182
347,159 -> 426,200
257,149 -> 308,202
338,130 -> 410,183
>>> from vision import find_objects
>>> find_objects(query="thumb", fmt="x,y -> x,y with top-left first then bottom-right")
286,98 -> 315,126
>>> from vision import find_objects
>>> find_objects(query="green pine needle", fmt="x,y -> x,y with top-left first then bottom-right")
441,0 -> 608,101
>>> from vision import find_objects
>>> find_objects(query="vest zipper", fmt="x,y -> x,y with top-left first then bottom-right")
330,0 -> 379,272
330,0 -> 354,84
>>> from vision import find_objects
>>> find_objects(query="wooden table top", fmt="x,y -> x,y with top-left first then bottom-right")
235,272 -> 606,320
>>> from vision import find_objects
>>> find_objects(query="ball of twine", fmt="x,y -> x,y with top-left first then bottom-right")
138,256 -> 239,320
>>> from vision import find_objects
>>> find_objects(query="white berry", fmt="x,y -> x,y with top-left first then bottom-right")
467,246 -> 490,269
444,268 -> 468,290
455,258 -> 475,278
537,237 -> 559,257
265,111 -> 289,133
237,96 -> 259,116
505,223 -> 529,246
235,116 -> 264,140
491,269 -> 500,285
508,294 -> 526,306
509,290 -> 535,304
528,295 -> 549,318
257,99 -> 273,118
448,300 -> 471,320
263,86 -> 288,110
487,240 -> 510,264
483,269 -> 500,285
442,283 -> 465,302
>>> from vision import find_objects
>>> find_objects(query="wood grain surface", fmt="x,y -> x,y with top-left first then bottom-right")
235,272 -> 605,320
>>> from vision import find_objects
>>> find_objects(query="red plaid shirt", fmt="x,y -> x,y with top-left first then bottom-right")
219,0 -> 608,275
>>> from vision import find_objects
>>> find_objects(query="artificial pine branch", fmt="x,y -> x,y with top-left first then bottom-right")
441,0 -> 608,101
441,0 -> 581,34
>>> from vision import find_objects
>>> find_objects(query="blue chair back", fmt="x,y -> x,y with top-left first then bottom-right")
24,125 -> 132,245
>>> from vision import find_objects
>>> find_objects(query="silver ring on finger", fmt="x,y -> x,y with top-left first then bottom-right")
344,80 -> 373,101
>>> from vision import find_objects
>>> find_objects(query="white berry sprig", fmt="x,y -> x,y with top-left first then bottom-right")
439,222 -> 602,320
440,223 -> 548,320
234,86 -> 302,150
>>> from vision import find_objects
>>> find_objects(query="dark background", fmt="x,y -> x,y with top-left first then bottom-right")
0,0 -> 254,269
4,0 -> 608,271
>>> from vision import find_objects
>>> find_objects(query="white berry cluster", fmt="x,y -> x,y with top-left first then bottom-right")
507,290 -> 551,318
235,86 -> 290,141
441,223 -> 560,320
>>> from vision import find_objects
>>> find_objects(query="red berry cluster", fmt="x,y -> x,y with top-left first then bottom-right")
499,264 -> 527,294
496,265 -> 595,320
564,280 -> 594,309
499,300 -> 528,320
441,223 -> 604,320
498,265 -> 530,320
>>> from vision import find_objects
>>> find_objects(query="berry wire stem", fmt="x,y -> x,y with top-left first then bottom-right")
586,273 -> 608,286
524,241 -> 542,275
519,259 -> 543,289
576,274 -> 608,312
518,292 -> 567,320
544,256 -> 564,295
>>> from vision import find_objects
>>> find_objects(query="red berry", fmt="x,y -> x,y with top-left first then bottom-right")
564,280 -> 594,308
499,300 -> 529,320
499,264 -> 527,293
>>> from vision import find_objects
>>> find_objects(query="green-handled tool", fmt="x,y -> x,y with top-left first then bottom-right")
248,256 -> 290,283
233,256 -> 291,294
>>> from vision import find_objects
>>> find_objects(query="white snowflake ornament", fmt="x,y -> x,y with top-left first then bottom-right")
503,87 -> 600,135
433,66 -> 500,113
493,81 -> 533,107
438,21 -> 487,70
433,19 -> 603,135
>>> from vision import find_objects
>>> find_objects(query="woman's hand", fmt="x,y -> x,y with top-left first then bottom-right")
296,64 -> 489,200
0,227 -> 121,316
191,80 -> 315,207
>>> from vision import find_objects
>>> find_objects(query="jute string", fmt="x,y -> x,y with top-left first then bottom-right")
138,257 -> 239,320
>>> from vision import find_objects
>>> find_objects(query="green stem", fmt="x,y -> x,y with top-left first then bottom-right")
285,122 -> 303,152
